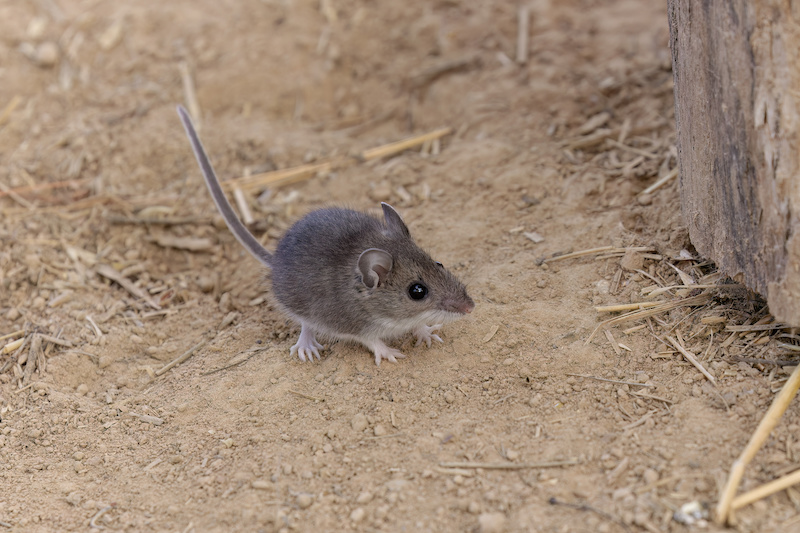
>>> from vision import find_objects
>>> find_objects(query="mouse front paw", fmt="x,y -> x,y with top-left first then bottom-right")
369,340 -> 406,366
290,326 -> 324,362
413,324 -> 443,348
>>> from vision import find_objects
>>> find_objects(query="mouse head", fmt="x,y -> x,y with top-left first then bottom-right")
356,203 -> 475,326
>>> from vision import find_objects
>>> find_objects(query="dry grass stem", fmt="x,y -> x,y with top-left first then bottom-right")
516,6 -> 530,64
543,246 -> 653,264
0,177 -> 91,199
640,167 -> 678,195
732,468 -> 800,511
565,374 -> 655,388
725,323 -> 788,332
587,293 -> 713,342
438,459 -> 579,470
155,340 -> 207,376
148,234 -> 213,252
666,335 -> 715,384
595,302 -> 660,313
288,390 -> 324,402
716,364 -> 800,524
362,127 -> 453,160
96,264 -> 161,310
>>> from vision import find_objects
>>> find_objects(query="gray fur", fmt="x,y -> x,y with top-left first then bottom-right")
177,105 -> 474,364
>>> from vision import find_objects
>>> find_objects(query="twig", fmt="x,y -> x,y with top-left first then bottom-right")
200,346 -> 267,376
155,340 -> 207,376
0,330 -> 24,343
565,374 -> 655,388
437,459 -> 579,470
0,94 -> 22,126
288,390 -> 324,402
96,264 -> 161,310
108,215 -> 210,226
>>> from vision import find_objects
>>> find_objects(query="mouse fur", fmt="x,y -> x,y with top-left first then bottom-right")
177,105 -> 474,365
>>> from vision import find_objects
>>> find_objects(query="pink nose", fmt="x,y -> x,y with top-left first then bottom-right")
460,298 -> 475,314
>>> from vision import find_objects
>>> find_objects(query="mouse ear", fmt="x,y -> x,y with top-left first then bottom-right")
381,203 -> 410,238
358,248 -> 394,289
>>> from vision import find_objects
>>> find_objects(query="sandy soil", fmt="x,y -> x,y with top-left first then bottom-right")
1,1 -> 799,532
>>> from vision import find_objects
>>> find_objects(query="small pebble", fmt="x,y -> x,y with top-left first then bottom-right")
444,391 -> 455,404
356,491 -> 373,504
130,334 -> 144,344
478,512 -> 507,533
5,308 -> 20,321
296,493 -> 313,509
351,413 -> 368,432
72,451 -> 85,461
350,507 -> 366,522
35,41 -> 59,68
373,424 -> 387,436
76,384 -> 89,396
252,479 -> 271,490
642,468 -> 659,485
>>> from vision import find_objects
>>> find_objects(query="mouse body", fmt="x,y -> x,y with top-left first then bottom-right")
177,105 -> 474,365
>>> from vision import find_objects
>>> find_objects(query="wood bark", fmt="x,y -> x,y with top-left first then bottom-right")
668,0 -> 800,324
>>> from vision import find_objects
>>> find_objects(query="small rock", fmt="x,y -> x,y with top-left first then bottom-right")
5,308 -> 20,321
444,391 -> 455,404
468,501 -> 481,514
98,355 -> 112,369
130,334 -> 144,344
252,479 -> 271,490
296,493 -> 313,509
505,449 -> 519,461
356,491 -> 373,504
620,249 -> 644,272
478,512 -> 507,533
637,193 -> 652,206
65,491 -> 82,506
76,384 -> 89,396
642,468 -> 659,485
369,182 -> 392,203
351,413 -> 368,432
197,275 -> 215,293
72,451 -> 85,461
350,507 -> 366,522
35,41 -> 60,68
373,424 -> 387,436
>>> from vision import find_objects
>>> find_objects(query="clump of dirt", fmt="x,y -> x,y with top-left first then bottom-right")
1,1 -> 798,532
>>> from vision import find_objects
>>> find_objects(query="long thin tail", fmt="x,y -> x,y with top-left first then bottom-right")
177,105 -> 272,267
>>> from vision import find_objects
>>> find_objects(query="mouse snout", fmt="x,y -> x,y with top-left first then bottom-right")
444,296 -> 475,315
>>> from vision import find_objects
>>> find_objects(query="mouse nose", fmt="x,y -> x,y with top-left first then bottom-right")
445,297 -> 475,314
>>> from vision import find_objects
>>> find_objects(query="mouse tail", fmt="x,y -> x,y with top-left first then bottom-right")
177,105 -> 273,268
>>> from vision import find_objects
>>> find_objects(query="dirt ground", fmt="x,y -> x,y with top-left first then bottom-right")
2,0 -> 800,532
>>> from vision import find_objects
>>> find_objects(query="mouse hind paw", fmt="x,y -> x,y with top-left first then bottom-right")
290,326 -> 324,362
414,324 -> 443,348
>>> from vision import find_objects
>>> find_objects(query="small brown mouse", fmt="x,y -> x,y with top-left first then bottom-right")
177,105 -> 474,365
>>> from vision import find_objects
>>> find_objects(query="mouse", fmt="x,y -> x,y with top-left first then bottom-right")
176,105 -> 474,366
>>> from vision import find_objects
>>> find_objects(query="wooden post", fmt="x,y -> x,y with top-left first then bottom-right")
668,0 -> 800,324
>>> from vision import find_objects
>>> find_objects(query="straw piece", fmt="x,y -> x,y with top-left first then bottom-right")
96,264 -> 161,310
362,127 -> 453,161
666,335 -> 715,384
716,363 -> 800,524
732,468 -> 800,510
516,6 -> 530,64
640,167 -> 679,195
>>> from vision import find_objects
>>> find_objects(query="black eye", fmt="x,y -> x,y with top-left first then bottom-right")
435,261 -> 443,268
408,282 -> 428,300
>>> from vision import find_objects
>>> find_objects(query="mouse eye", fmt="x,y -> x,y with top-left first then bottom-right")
435,261 -> 443,268
408,282 -> 428,301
